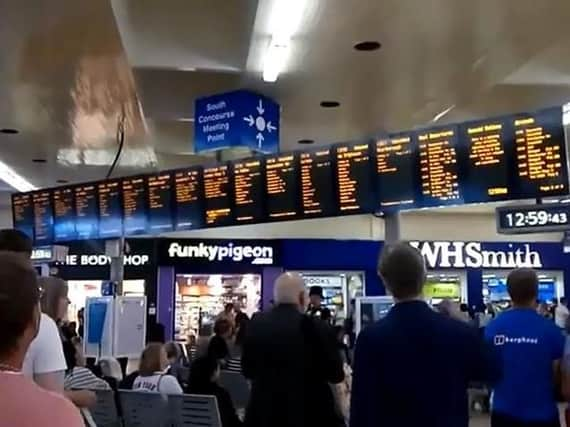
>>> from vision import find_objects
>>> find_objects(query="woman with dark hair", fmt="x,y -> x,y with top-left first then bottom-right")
63,337 -> 109,391
132,343 -> 182,395
208,318 -> 232,363
39,276 -> 69,323
186,357 -> 243,427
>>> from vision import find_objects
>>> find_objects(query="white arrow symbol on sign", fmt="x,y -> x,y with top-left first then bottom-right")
243,115 -> 254,126
256,132 -> 264,148
257,99 -> 265,115
266,121 -> 276,133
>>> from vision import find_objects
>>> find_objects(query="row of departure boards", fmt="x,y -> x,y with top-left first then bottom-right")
12,107 -> 570,244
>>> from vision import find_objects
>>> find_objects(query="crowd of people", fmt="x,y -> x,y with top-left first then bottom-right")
1,226 -> 570,427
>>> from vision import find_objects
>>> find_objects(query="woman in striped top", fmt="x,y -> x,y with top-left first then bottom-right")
63,338 -> 110,391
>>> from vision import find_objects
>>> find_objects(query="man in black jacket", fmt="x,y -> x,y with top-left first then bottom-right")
350,242 -> 499,427
242,272 -> 345,427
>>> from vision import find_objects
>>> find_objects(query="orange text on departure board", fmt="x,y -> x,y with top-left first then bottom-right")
418,129 -> 460,201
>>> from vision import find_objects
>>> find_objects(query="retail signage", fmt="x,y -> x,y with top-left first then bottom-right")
167,241 -> 273,265
410,241 -> 543,269
60,254 -> 150,267
194,90 -> 280,154
158,239 -> 280,266
302,275 -> 344,288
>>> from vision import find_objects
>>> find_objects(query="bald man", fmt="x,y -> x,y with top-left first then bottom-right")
350,242 -> 498,427
242,272 -> 344,427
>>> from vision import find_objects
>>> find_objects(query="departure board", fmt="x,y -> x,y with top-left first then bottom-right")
122,177 -> 148,235
418,126 -> 462,206
11,193 -> 34,240
233,159 -> 265,223
513,107 -> 569,197
203,165 -> 233,226
375,134 -> 417,208
300,148 -> 336,217
335,143 -> 374,213
32,191 -> 54,244
147,173 -> 174,232
98,181 -> 123,238
174,168 -> 204,230
53,188 -> 76,241
460,119 -> 511,203
265,153 -> 299,219
75,184 -> 99,239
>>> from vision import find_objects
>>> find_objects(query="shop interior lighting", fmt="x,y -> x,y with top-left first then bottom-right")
0,159 -> 37,192
262,0 -> 308,82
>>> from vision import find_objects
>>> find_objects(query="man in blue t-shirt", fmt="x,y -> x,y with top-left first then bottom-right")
485,268 -> 565,427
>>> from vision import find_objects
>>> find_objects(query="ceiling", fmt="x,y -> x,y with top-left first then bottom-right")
1,0 -> 570,214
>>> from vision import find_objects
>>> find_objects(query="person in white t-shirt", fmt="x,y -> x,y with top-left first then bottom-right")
556,297 -> 569,330
133,343 -> 183,395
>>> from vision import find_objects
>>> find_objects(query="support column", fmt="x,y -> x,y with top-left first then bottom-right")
106,239 -> 124,295
383,211 -> 401,244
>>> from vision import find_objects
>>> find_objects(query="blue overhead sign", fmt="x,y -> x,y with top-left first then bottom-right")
194,90 -> 280,154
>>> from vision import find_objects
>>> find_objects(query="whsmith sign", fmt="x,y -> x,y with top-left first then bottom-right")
410,241 -> 543,269
194,90 -> 280,154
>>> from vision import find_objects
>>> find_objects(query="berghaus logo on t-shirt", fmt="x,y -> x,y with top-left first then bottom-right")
494,334 -> 539,346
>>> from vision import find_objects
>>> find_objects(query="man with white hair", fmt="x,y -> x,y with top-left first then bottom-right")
242,272 -> 344,427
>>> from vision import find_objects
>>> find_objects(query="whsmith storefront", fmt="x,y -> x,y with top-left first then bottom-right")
34,237 -> 570,340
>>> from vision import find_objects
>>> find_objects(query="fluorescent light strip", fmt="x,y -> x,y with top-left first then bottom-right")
432,105 -> 456,123
262,0 -> 308,82
0,159 -> 37,192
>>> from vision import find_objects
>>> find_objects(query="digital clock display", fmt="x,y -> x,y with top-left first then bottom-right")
496,203 -> 570,234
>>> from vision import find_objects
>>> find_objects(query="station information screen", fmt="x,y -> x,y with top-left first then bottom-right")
233,159 -> 265,223
265,153 -> 299,219
375,134 -> 416,208
74,184 -> 99,239
174,168 -> 203,230
98,180 -> 123,238
53,188 -> 76,241
122,177 -> 148,235
460,119 -> 511,203
147,173 -> 174,232
513,107 -> 569,197
335,143 -> 374,213
300,148 -> 336,217
32,191 -> 54,244
12,193 -> 34,239
203,165 -> 233,227
418,126 -> 462,206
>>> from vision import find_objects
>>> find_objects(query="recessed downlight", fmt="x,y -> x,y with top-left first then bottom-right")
320,101 -> 340,108
298,139 -> 315,145
354,41 -> 382,51
0,128 -> 19,134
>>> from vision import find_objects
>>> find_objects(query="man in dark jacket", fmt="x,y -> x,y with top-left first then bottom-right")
242,272 -> 345,427
350,242 -> 499,427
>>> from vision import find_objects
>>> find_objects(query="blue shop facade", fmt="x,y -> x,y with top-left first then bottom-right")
34,237 -> 570,340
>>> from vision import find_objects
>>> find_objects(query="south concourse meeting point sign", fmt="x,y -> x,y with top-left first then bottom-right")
194,90 -> 280,154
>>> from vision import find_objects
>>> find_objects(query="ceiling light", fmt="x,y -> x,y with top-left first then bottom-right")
320,101 -> 340,108
177,118 -> 195,122
0,159 -> 36,192
298,139 -> 314,144
32,159 -> 47,163
0,128 -> 19,134
432,105 -> 455,122
354,41 -> 382,51
262,0 -> 308,82
56,179 -> 69,184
